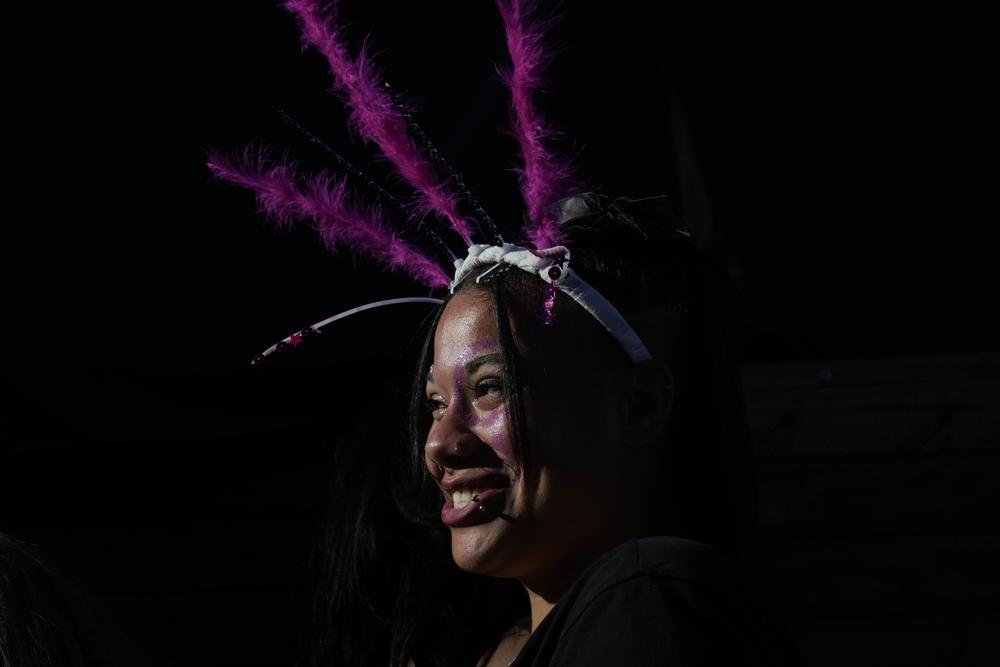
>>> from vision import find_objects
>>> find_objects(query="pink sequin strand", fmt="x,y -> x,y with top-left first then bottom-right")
542,281 -> 558,324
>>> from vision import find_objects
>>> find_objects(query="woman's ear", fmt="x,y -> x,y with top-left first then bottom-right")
622,361 -> 674,450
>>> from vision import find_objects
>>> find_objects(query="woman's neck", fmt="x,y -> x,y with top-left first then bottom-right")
526,587 -> 556,632
520,530 -> 638,632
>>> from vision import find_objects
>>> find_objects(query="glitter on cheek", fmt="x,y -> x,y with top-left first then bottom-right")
443,338 -> 509,454
478,403 -> 513,458
451,339 -> 500,420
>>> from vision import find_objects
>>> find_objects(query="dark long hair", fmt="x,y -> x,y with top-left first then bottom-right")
0,534 -> 145,667
302,197 -> 754,667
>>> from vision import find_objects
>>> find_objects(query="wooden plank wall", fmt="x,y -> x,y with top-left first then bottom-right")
737,354 -> 1000,666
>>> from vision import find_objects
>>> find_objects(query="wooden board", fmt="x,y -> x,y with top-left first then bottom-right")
742,354 -> 1000,459
752,453 -> 999,536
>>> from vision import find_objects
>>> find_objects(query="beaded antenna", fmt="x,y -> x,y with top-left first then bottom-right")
208,0 -> 667,365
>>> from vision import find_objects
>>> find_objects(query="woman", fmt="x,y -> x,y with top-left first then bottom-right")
295,195 -> 788,667
412,194 -> 776,667
209,2 -> 800,665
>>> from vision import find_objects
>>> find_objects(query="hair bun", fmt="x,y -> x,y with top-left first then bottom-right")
556,193 -> 692,243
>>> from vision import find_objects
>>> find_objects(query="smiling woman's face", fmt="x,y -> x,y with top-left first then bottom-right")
424,288 -> 644,586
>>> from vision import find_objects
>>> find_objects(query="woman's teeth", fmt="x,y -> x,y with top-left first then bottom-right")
453,489 -> 486,510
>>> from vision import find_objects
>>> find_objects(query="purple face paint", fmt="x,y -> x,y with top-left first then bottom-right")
478,403 -> 512,458
437,339 -> 514,459
451,366 -> 473,425
455,339 -> 498,365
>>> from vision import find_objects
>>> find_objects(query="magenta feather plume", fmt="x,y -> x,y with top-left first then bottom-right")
497,0 -> 576,248
283,0 -> 474,245
207,147 -> 452,289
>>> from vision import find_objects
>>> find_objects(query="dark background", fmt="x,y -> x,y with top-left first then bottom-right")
4,1 -> 997,665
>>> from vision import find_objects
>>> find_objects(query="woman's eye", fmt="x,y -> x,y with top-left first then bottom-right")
424,396 -> 446,418
474,378 -> 503,400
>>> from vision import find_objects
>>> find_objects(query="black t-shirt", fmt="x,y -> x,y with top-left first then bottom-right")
510,536 -> 802,666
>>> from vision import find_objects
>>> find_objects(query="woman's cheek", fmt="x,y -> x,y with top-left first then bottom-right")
478,403 -> 513,458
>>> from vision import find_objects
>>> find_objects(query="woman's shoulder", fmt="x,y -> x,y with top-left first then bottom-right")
582,535 -> 728,582
562,536 -> 739,618
515,537 -> 799,666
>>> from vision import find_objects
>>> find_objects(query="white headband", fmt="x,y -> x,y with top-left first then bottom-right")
452,243 -> 652,363
251,242 -> 652,365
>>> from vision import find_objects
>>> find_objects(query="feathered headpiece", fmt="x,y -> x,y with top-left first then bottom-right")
208,0 -> 689,365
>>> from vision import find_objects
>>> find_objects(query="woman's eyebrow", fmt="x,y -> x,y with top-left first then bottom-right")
464,352 -> 503,375
425,352 -> 503,387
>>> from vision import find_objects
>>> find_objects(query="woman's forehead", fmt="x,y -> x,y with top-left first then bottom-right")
431,293 -> 501,374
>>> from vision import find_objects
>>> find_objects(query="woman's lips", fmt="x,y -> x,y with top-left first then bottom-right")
440,486 -> 507,527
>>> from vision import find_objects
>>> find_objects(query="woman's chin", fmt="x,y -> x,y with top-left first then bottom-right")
449,525 -> 518,576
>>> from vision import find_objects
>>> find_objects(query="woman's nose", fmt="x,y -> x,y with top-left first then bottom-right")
424,402 -> 482,470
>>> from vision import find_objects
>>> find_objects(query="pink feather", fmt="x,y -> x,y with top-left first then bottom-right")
496,0 -> 576,248
207,147 -> 452,289
283,0 -> 474,245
